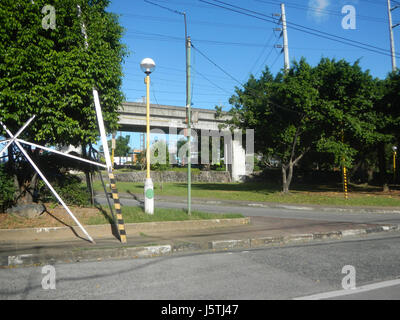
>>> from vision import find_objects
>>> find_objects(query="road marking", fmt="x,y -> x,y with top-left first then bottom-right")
294,278 -> 400,300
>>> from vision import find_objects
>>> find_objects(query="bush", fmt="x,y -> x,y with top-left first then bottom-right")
0,165 -> 15,211
38,174 -> 90,207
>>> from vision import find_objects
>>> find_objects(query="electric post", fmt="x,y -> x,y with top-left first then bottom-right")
273,3 -> 290,73
111,132 -> 116,170
388,0 -> 399,71
143,1 -> 192,215
185,14 -> 192,216
281,3 -> 290,73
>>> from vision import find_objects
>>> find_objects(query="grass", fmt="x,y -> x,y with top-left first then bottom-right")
92,180 -> 400,207
89,206 -> 243,225
0,205 -> 243,229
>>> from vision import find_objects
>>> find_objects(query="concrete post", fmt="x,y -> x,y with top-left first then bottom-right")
229,130 -> 246,182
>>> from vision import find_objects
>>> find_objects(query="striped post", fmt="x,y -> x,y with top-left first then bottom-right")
343,165 -> 349,200
93,89 -> 127,243
342,128 -> 348,200
108,171 -> 127,243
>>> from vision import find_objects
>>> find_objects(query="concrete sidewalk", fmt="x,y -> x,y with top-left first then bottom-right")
1,214 -> 398,268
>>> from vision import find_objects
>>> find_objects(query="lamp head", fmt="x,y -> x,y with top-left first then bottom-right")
393,146 -> 398,152
140,58 -> 156,75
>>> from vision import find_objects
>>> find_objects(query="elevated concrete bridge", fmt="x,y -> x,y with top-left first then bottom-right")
118,102 -> 231,132
117,102 -> 251,182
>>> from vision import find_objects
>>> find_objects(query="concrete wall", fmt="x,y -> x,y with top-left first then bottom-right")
92,171 -> 232,183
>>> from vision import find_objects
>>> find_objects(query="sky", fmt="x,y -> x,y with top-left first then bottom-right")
106,0 -> 400,150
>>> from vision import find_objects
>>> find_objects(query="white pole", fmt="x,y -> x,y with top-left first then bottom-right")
17,139 -> 107,168
93,89 -> 113,172
16,141 -> 95,243
388,0 -> 397,71
1,124 -> 95,243
0,116 -> 36,156
281,3 -> 290,73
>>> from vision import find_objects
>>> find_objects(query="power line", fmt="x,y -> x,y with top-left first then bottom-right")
144,0 -> 185,16
269,49 -> 282,70
125,88 -> 227,96
358,0 -> 387,6
255,42 -> 278,76
192,44 -> 246,86
191,42 -> 304,115
123,60 -> 238,81
120,12 -> 271,31
123,29 -> 277,48
199,0 -> 400,58
256,0 -> 387,23
124,72 -> 230,89
123,30 -> 363,52
191,66 -> 233,94
247,31 -> 275,77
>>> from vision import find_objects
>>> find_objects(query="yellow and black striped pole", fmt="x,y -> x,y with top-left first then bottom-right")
342,129 -> 348,200
343,165 -> 349,200
108,171 -> 127,243
93,89 -> 127,243
394,151 -> 397,182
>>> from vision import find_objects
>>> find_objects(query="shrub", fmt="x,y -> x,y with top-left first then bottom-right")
38,174 -> 90,207
0,165 -> 15,211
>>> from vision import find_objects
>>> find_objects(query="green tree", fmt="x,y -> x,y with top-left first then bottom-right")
228,58 -> 382,193
101,135 -> 131,157
0,0 -> 127,203
176,138 -> 187,165
151,140 -> 170,171
0,165 -> 16,210
377,70 -> 400,188
314,59 -> 387,189
229,61 -> 320,192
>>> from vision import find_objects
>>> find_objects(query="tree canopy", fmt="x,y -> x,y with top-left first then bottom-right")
227,57 -> 392,192
0,0 -> 127,204
0,0 -> 127,146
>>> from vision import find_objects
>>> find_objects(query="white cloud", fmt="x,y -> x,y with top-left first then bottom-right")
308,0 -> 330,23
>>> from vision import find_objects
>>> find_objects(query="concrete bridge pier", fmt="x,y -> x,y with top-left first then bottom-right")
224,132 -> 247,182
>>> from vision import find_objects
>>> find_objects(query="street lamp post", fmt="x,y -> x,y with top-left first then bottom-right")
140,58 -> 156,214
393,146 -> 397,183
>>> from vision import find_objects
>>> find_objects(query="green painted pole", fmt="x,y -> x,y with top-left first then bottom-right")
186,35 -> 192,216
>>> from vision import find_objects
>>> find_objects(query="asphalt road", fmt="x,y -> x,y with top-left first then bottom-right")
1,231 -> 399,300
95,195 -> 400,225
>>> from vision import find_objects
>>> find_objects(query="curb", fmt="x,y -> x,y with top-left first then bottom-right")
0,217 -> 250,242
1,224 -> 398,268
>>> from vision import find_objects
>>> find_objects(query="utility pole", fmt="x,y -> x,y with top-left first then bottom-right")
111,132 -> 116,170
388,0 -> 399,71
185,14 -> 192,216
281,3 -> 290,73
273,3 -> 290,73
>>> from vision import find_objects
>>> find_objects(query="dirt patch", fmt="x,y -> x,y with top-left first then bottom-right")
0,204 -> 108,229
